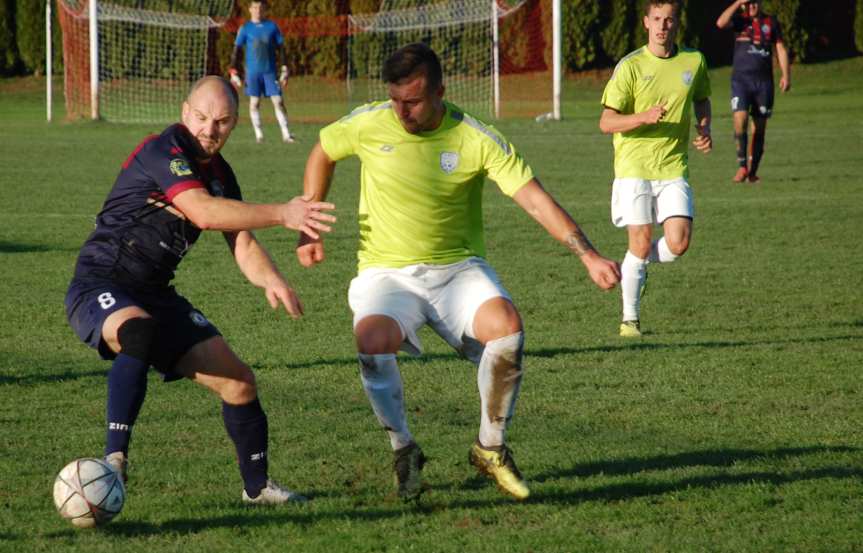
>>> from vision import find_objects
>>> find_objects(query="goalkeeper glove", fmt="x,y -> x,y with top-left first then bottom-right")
228,68 -> 242,88
279,65 -> 289,86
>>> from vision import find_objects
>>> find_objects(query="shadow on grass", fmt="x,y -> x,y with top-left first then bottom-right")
0,241 -> 74,253
530,445 -> 860,482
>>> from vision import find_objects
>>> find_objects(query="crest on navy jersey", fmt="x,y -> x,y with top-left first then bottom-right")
209,179 -> 225,197
189,310 -> 209,327
440,151 -> 459,174
681,70 -> 693,86
169,158 -> 193,177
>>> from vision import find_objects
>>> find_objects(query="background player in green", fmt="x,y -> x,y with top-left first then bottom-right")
599,0 -> 712,338
229,0 -> 295,144
296,43 -> 620,502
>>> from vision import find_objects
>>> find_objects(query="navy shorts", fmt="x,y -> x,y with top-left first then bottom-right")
244,71 -> 281,98
65,278 -> 221,380
731,76 -> 774,118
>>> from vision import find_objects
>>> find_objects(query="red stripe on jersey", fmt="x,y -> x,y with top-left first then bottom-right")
164,180 -> 205,202
752,17 -> 762,44
122,134 -> 159,170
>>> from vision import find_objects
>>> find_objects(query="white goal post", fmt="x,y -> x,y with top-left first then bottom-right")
347,0 -> 560,121
55,0 -> 229,123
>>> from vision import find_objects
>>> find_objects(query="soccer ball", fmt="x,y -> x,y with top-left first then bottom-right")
53,458 -> 125,528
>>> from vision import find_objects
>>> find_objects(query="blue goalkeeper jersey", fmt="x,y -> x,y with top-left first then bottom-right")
235,19 -> 283,75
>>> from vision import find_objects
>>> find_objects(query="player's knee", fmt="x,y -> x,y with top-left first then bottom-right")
666,236 -> 689,256
116,317 -> 157,362
355,317 -> 401,354
218,370 -> 257,404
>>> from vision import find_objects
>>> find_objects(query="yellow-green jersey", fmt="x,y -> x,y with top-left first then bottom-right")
601,46 -> 711,180
319,100 -> 533,271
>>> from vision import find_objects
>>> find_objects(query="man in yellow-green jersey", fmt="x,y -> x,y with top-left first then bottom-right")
600,0 -> 712,338
298,43 -> 620,502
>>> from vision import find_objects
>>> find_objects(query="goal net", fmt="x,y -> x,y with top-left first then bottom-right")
348,0 -> 533,119
57,0 -> 230,123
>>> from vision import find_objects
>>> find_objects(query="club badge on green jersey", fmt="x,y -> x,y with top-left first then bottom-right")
440,151 -> 459,174
682,70 -> 693,86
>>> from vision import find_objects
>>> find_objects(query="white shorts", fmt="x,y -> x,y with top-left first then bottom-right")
610,177 -> 694,227
348,257 -> 511,363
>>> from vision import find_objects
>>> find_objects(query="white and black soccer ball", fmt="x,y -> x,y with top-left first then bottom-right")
53,458 -> 125,528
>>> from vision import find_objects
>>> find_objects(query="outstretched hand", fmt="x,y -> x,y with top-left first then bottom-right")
280,196 -> 336,239
264,279 -> 304,319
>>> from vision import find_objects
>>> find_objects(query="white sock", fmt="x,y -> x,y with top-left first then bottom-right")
249,99 -> 263,140
271,97 -> 291,139
358,353 -> 413,451
648,237 -> 678,263
621,251 -> 648,322
477,332 -> 524,448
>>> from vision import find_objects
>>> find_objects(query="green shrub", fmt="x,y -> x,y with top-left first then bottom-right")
0,0 -> 18,75
15,0 -> 44,74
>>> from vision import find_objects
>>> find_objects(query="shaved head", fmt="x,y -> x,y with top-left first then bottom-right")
187,76 -> 239,117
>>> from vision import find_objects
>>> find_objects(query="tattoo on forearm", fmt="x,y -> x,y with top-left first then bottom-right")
564,228 -> 595,256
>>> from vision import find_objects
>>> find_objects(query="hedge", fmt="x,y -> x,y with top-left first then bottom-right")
2,0 -> 861,78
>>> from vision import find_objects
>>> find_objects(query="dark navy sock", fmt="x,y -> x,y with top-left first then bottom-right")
105,353 -> 149,456
222,398 -> 269,497
750,131 -> 765,176
735,131 -> 748,168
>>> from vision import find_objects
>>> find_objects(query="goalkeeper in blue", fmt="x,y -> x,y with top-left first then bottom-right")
229,0 -> 295,144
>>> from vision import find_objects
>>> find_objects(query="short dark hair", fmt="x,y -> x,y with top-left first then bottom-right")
381,42 -> 443,91
643,0 -> 681,17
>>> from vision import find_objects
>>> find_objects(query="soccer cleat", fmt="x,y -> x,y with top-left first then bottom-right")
619,320 -> 642,338
242,479 -> 307,505
733,167 -> 748,183
255,135 -> 264,144
104,451 -> 128,484
282,134 -> 296,144
468,442 -> 530,500
393,442 -> 426,501
748,173 -> 761,184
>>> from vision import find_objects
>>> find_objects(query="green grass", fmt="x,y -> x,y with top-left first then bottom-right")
1,58 -> 862,552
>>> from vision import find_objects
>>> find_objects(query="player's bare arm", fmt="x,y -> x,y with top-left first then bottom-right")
692,98 -> 712,153
511,179 -> 620,290
277,45 -> 289,86
228,46 -> 243,86
599,105 -> 666,135
716,0 -> 748,29
226,230 -> 304,318
297,142 -> 337,267
172,187 -> 335,236
776,41 -> 791,92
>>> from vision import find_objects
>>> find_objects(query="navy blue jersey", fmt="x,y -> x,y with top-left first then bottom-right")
73,124 -> 242,289
731,12 -> 783,79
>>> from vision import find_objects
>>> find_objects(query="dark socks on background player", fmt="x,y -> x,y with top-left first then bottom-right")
222,398 -> 269,497
749,131 -> 765,181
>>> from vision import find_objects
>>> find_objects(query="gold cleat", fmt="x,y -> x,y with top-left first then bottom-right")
468,442 -> 529,500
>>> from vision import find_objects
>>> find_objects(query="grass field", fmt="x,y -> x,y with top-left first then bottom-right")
1,58 -> 862,552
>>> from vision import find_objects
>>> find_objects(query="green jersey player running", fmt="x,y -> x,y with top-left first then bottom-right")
599,0 -> 712,338
298,43 -> 620,501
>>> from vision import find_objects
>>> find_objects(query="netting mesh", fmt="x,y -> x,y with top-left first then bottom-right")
348,0 -> 526,118
58,0 -> 228,123
57,0 -> 553,123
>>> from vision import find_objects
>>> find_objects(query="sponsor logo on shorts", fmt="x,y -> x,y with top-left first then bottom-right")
681,70 -> 693,86
170,158 -> 193,177
440,151 -> 459,174
190,310 -> 209,327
